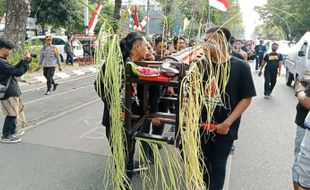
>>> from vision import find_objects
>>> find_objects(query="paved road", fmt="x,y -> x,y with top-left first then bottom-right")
0,73 -> 109,190
0,61 -> 298,190
228,61 -> 297,190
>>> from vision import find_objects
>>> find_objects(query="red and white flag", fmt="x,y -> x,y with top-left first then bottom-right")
88,3 -> 103,34
127,6 -> 133,15
135,16 -> 150,32
133,5 -> 139,27
209,0 -> 229,12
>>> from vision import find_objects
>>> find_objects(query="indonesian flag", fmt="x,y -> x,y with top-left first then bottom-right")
133,5 -> 139,27
88,3 -> 103,33
127,6 -> 133,15
135,16 -> 150,32
209,0 -> 229,12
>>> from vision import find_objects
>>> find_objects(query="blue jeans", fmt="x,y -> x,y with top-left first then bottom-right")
2,116 -> 17,138
293,125 -> 306,182
201,133 -> 234,190
66,52 -> 74,65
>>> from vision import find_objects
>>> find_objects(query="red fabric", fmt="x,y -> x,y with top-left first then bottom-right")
133,5 -> 139,27
88,3 -> 103,31
218,0 -> 229,9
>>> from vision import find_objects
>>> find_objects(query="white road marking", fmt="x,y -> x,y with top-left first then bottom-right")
22,74 -> 95,93
25,99 -> 100,132
80,125 -> 106,140
80,126 -> 101,138
24,84 -> 93,105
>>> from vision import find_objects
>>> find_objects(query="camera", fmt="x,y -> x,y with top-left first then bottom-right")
30,53 -> 37,59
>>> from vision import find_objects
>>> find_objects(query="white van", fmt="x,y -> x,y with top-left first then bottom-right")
25,36 -> 84,62
284,32 -> 310,86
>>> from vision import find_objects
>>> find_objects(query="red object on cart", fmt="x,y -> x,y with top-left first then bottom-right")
138,75 -> 170,82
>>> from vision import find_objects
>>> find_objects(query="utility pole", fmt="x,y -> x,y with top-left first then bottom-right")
84,0 -> 89,35
146,0 -> 150,36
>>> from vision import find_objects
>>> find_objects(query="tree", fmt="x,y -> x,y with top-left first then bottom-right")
176,0 -> 245,39
30,0 -> 82,33
255,0 -> 310,40
113,0 -> 122,32
157,0 -> 177,36
3,0 -> 30,46
0,0 -> 6,20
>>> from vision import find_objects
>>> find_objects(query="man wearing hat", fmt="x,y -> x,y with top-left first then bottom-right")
39,36 -> 62,95
0,38 -> 32,143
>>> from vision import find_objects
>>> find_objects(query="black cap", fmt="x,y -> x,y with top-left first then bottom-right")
0,38 -> 15,49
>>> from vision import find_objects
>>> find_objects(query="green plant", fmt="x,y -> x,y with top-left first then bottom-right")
8,39 -> 42,72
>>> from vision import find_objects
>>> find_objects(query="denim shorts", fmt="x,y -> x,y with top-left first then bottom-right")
296,129 -> 310,188
292,126 -> 306,182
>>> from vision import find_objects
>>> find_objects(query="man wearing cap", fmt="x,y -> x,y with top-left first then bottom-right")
39,36 -> 62,95
201,27 -> 256,190
0,38 -> 32,143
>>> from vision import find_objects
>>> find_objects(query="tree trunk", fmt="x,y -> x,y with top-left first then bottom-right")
3,0 -> 30,46
165,0 -> 173,37
113,0 -> 122,32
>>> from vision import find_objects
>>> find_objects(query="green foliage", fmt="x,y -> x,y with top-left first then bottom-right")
0,0 -> 5,19
175,0 -> 245,39
29,0 -> 115,34
253,24 -> 284,40
255,0 -> 310,39
30,0 -> 83,33
214,2 -> 245,39
8,39 -> 42,72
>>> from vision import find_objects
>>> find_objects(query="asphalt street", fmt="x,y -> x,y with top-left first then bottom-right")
0,61 -> 299,190
228,61 -> 297,190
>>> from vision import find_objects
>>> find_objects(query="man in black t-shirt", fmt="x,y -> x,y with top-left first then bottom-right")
292,82 -> 310,190
258,43 -> 283,99
202,27 -> 256,190
254,39 -> 267,70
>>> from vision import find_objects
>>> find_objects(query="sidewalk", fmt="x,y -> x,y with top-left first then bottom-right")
20,63 -> 97,85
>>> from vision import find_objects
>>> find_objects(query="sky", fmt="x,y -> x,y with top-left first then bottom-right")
239,0 -> 267,39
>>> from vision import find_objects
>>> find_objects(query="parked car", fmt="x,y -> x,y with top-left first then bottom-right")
73,35 -> 97,56
284,32 -> 310,86
25,36 -> 84,62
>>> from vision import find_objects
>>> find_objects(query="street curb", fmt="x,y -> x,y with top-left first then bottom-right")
22,65 -> 97,84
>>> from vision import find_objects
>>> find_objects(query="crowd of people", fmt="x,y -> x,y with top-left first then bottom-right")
96,27 -> 257,189
1,25 -> 309,190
